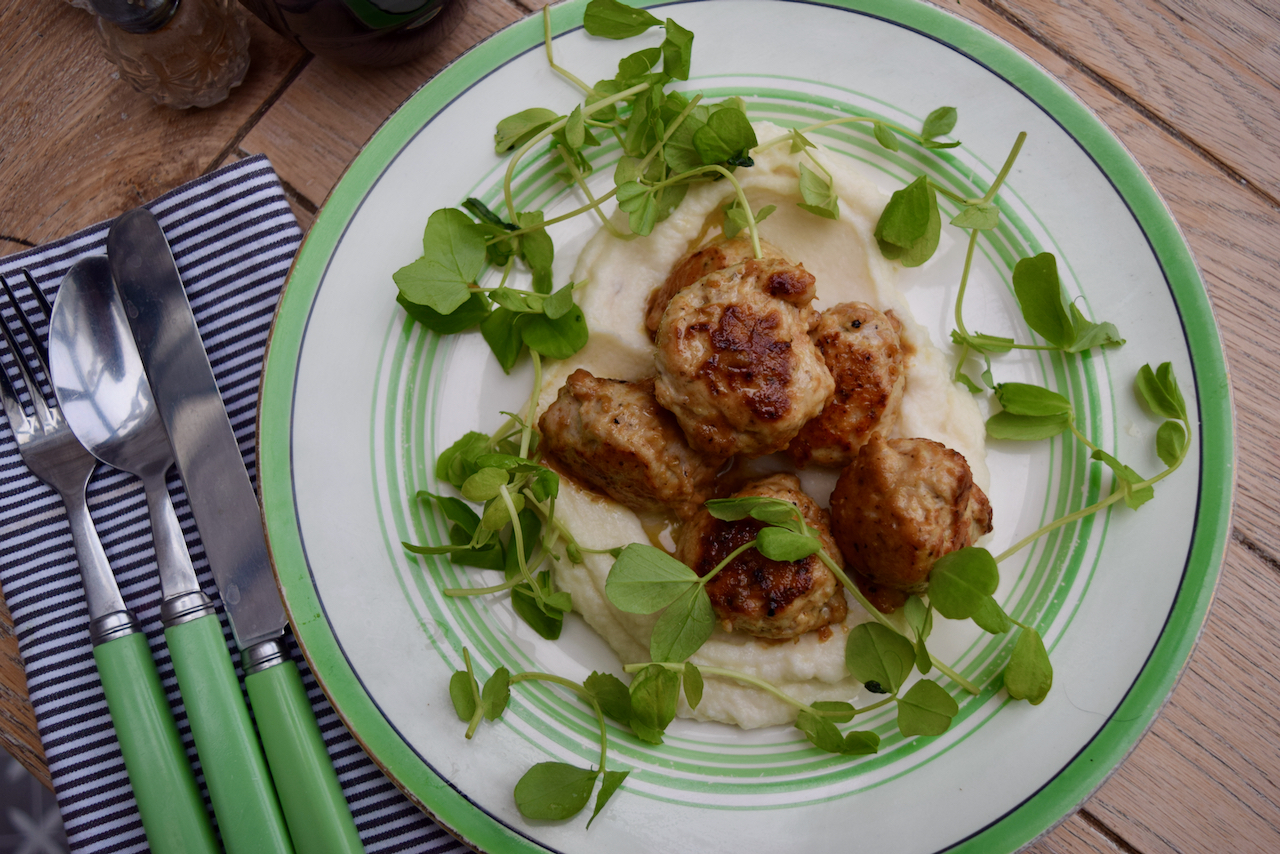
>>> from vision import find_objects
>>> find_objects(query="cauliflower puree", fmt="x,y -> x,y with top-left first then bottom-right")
538,122 -> 989,729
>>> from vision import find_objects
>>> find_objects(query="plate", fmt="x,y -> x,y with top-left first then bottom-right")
257,1 -> 1234,851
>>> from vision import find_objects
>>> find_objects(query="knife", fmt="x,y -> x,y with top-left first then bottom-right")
107,207 -> 364,854
49,255 -> 292,854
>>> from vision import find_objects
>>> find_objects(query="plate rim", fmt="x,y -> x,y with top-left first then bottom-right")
257,1 -> 1236,851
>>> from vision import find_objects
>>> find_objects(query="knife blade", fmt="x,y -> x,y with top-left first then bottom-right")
107,207 -> 364,854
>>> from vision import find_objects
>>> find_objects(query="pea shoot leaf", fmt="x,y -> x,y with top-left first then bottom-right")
971,596 -> 1013,635
1004,627 -> 1053,704
661,18 -> 693,80
480,492 -> 524,531
482,668 -> 511,720
921,106 -> 958,146
449,669 -> 479,722
606,543 -> 700,614
798,162 -> 839,220
995,383 -> 1073,417
514,763 -> 599,820
683,663 -> 704,710
1135,362 -> 1187,422
649,583 -> 716,662
722,200 -> 775,238
397,292 -> 489,335
1157,420 -> 1189,467
583,0 -> 662,38
587,770 -> 630,828
755,527 -> 821,562
585,672 -> 634,725
845,623 -> 915,694
663,109 -> 707,174
875,176 -> 940,266
394,208 -> 487,315
617,47 -> 660,81
873,121 -> 899,151
495,107 -> 560,153
521,303 -> 589,359
928,547 -> 999,620
512,583 -> 567,640
951,202 -> 1000,231
896,680 -> 959,736
1012,253 -> 1124,352
693,106 -> 758,167
461,466 -> 509,502
480,307 -> 528,374
1091,449 -> 1155,509
436,431 -> 492,487
629,664 -> 680,743
704,496 -> 801,529
904,595 -> 933,674
986,411 -> 1073,441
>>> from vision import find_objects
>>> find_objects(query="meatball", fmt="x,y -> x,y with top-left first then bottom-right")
654,258 -> 835,459
829,435 -> 993,603
675,474 -> 848,640
538,369 -> 723,520
787,302 -> 906,468
644,236 -> 785,340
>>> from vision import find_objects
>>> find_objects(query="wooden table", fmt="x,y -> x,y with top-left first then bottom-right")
2,0 -> 1276,850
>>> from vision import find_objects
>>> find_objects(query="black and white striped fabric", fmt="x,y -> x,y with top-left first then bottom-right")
0,156 -> 465,854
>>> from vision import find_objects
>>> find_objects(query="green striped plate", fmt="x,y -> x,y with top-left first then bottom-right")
258,1 -> 1233,851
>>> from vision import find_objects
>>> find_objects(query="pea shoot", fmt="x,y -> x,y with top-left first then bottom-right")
396,0 -> 1195,827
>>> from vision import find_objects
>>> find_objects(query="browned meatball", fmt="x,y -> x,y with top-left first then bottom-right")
829,435 -> 993,603
787,302 -> 906,468
654,258 -> 835,459
538,369 -> 722,520
644,236 -> 785,340
675,473 -> 848,640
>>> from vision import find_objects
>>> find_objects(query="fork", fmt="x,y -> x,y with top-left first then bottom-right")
0,267 -> 220,854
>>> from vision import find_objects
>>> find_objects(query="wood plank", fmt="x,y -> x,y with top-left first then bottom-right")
986,0 -> 1280,201
0,1 -> 307,253
1029,811 -> 1127,853
1086,537 -> 1280,852
238,0 -> 528,214
0,593 -> 46,790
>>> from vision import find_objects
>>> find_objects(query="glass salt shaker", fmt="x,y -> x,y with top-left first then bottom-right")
91,0 -> 251,109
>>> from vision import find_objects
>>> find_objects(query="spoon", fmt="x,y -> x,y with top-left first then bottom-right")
48,260 -> 210,623
49,258 -> 295,854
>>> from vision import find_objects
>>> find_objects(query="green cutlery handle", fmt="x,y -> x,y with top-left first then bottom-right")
165,612 -> 295,854
92,628 -> 221,854
245,648 -> 365,854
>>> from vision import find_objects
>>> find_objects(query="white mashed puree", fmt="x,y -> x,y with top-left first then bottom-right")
537,122 -> 989,729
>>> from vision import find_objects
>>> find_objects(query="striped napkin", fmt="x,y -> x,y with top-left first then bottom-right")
0,156 -> 465,854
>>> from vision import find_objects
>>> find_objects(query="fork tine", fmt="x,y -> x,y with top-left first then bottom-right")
0,329 -> 27,433
0,272 -> 54,423
0,271 -> 52,387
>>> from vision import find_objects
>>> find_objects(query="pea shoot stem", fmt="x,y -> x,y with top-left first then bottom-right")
511,671 -> 610,771
623,661 -> 895,718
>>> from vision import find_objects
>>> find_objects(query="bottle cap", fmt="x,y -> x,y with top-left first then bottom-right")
90,0 -> 180,34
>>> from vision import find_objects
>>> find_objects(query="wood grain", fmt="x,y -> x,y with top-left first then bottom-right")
0,592 -> 46,790
0,1 -> 306,250
988,0 -> 1280,202
1089,537 -> 1280,851
238,0 -> 529,215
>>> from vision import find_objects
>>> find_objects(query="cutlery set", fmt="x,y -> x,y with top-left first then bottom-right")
0,210 -> 362,854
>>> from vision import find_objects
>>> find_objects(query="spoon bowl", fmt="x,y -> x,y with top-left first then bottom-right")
49,257 -> 173,484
